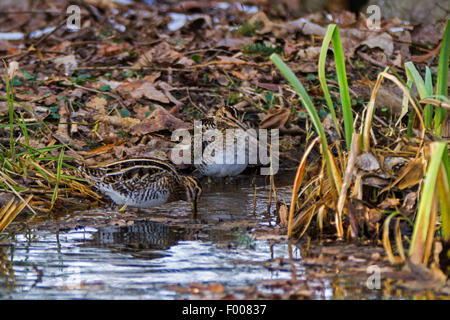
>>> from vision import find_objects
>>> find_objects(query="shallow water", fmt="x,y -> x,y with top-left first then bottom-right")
1,174 -> 325,299
1,225 -> 302,299
1,173 -> 431,300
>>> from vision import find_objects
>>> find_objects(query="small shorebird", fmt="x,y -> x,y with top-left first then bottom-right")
80,158 -> 202,214
195,106 -> 254,177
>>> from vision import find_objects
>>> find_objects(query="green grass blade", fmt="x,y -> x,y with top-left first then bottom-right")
397,78 -> 412,128
405,62 -> 427,98
318,24 -> 353,151
406,106 -> 415,137
270,53 -> 333,186
424,67 -> 434,129
439,146 -> 450,241
409,142 -> 446,261
51,148 -> 65,208
404,62 -> 441,131
434,19 -> 449,136
318,24 -> 341,139
17,113 -> 31,154
330,25 -> 353,151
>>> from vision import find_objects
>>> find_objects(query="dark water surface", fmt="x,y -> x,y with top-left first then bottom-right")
1,174 -> 328,299
1,173 -> 411,300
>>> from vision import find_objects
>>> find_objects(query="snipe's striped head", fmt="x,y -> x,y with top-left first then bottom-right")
215,106 -> 248,130
182,176 -> 202,214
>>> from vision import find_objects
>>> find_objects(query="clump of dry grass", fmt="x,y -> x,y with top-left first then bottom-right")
0,61 -> 101,232
271,20 -> 450,276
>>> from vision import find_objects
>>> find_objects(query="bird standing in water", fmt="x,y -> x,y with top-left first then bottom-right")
194,106 -> 254,177
80,158 -> 202,215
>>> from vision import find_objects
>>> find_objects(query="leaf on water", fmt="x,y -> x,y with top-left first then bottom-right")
207,283 -> 224,294
406,259 -> 447,283
348,198 -> 382,239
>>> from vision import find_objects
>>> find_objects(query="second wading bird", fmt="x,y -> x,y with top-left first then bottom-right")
194,106 -> 255,177
80,158 -> 202,215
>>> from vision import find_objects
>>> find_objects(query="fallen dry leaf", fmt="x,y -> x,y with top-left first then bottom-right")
356,152 -> 381,172
132,41 -> 189,69
378,198 -> 401,210
248,11 -> 273,34
384,157 -> 408,172
96,42 -> 132,58
85,96 -> 108,114
397,159 -> 425,190
86,140 -> 127,155
259,107 -> 291,129
133,82 -> 169,103
361,32 -> 394,56
131,106 -> 190,135
101,115 -> 141,129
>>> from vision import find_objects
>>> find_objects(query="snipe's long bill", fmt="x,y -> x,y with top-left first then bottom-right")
80,158 -> 202,215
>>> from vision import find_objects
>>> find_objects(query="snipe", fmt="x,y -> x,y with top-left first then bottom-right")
80,158 -> 202,214
194,106 -> 254,177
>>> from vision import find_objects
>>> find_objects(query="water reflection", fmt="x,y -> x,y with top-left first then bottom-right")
86,221 -> 185,259
0,172 -> 317,299
0,227 -> 299,299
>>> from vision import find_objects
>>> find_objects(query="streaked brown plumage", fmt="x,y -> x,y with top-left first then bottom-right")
80,158 -> 202,214
194,106 -> 253,177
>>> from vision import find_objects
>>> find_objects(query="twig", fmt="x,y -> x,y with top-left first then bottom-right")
75,65 -> 193,72
186,87 -> 208,115
411,42 -> 442,63
60,81 -> 127,109
357,51 -> 401,72
32,17 -> 68,48
0,10 -> 60,14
